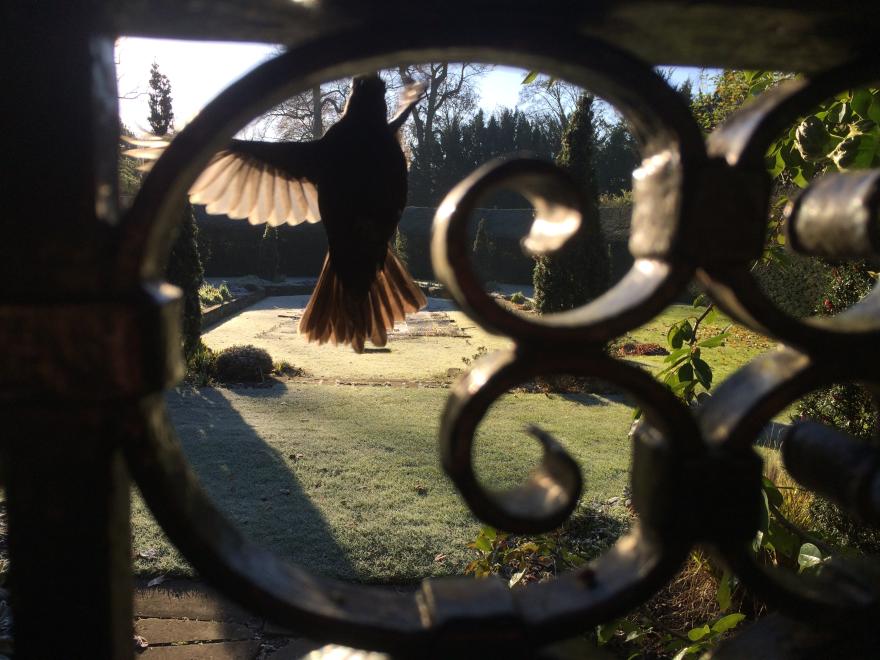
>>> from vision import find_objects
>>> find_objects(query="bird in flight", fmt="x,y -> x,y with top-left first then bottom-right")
127,74 -> 427,353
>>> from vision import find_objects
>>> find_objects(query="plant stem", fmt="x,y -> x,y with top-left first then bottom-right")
690,303 -> 715,346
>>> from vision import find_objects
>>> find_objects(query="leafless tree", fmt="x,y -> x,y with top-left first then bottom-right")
518,75 -> 581,133
252,79 -> 349,141
390,63 -> 491,163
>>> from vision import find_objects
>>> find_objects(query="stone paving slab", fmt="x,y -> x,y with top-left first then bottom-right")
260,638 -> 324,658
134,580 -> 327,659
135,618 -> 253,644
139,640 -> 260,658
135,580 -> 260,626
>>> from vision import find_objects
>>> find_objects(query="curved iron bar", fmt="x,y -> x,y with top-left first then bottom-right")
699,350 -> 880,621
439,346 -> 702,533
698,57 -> 880,353
432,156 -> 693,345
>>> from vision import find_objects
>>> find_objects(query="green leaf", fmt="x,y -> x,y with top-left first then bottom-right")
758,490 -> 770,534
521,71 -> 539,85
697,332 -> 730,348
854,133 -> 879,168
792,168 -> 810,188
692,293 -> 707,307
664,347 -> 691,363
672,645 -> 703,660
680,320 -> 694,342
596,620 -> 621,644
869,97 -> 880,124
852,89 -> 873,118
716,570 -> 733,612
668,325 -> 684,349
712,613 -> 746,634
677,363 -> 694,383
769,149 -> 786,178
761,477 -> 784,508
687,624 -> 711,642
693,358 -> 713,389
767,518 -> 800,560
473,536 -> 492,552
797,543 -> 823,573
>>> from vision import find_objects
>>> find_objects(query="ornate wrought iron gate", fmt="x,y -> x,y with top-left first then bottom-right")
3,1 -> 880,657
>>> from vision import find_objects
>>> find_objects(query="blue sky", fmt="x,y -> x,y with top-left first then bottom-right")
116,37 -> 706,134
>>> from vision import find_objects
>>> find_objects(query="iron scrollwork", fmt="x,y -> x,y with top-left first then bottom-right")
116,17 -> 880,655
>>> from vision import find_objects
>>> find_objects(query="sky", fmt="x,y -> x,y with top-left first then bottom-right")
116,37 -> 705,134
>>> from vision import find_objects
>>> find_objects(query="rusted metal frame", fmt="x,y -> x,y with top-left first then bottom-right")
108,1 -> 880,75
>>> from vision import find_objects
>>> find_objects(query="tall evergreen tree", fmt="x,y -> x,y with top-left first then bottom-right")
594,120 -> 640,196
533,93 -> 609,313
147,61 -> 174,136
148,62 -> 204,361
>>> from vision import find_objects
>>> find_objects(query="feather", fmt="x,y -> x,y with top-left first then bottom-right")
257,166 -> 276,225
287,180 -> 309,225
303,182 -> 320,222
205,159 -> 248,215
189,153 -> 237,201
272,170 -> 292,226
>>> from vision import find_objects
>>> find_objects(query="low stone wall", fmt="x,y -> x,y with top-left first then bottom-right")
201,290 -> 266,330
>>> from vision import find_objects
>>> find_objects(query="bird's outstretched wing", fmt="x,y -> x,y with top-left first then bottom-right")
123,136 -> 323,226
388,80 -> 426,133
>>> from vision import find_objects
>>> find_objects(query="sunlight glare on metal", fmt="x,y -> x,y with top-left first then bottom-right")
521,208 -> 581,255
635,260 -> 658,276
467,368 -> 489,395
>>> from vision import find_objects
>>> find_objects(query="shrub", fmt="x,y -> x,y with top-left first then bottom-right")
533,94 -> 609,313
274,360 -> 305,377
794,262 -> 880,553
215,345 -> 274,383
166,204 -> 204,361
198,281 -> 233,307
509,291 -> 526,304
185,341 -> 217,386
393,228 -> 409,267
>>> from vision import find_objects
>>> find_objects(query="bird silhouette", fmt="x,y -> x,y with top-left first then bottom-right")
127,74 -> 427,352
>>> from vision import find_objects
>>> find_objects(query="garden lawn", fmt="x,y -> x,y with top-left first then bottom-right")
131,383 -> 636,582
132,303 -> 776,583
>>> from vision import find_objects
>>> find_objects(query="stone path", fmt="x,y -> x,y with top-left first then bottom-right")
134,579 -> 327,659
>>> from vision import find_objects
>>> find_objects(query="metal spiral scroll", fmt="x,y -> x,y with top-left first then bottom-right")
117,17 -> 880,654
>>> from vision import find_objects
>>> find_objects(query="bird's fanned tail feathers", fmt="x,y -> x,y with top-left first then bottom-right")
299,249 -> 427,352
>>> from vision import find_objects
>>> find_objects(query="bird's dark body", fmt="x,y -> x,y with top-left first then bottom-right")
314,99 -> 408,296
185,74 -> 426,351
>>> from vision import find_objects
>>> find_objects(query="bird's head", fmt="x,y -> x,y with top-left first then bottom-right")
345,73 -> 388,120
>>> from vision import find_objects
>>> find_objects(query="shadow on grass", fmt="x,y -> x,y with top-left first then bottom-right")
565,505 -> 633,561
166,386 -> 356,579
215,380 -> 288,398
